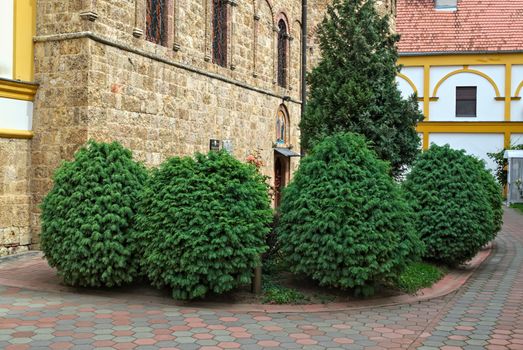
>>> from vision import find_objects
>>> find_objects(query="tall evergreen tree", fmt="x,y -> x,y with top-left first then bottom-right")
301,0 -> 423,176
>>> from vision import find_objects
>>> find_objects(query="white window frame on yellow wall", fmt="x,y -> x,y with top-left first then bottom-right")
0,0 -> 14,79
397,54 -> 523,153
0,0 -> 37,139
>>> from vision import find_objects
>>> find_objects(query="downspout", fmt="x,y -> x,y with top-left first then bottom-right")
300,0 -> 307,154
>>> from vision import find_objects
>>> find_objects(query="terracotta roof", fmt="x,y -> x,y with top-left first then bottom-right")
396,0 -> 523,54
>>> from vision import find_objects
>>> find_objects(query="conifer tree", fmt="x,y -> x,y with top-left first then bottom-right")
301,0 -> 423,176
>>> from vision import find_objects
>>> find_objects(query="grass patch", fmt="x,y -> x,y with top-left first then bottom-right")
396,262 -> 445,294
510,203 -> 523,214
261,258 -> 310,304
262,283 -> 309,304
312,293 -> 336,304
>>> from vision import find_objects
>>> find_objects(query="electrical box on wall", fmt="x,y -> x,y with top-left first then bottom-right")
209,139 -> 233,153
222,139 -> 233,153
209,139 -> 220,151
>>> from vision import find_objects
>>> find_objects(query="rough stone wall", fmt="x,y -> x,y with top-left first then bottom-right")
31,38 -> 90,243
67,0 -> 306,101
0,139 -> 32,256
88,38 -> 300,168
79,0 -> 305,172
30,0 -> 313,246
87,40 -> 302,173
375,0 -> 396,29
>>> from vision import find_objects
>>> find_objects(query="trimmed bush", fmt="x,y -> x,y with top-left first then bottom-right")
472,158 -> 504,241
403,145 -> 495,266
277,133 -> 423,296
136,151 -> 272,300
41,141 -> 147,287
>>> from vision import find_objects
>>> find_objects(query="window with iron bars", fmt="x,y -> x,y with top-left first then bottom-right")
146,0 -> 167,45
212,0 -> 228,67
277,19 -> 288,88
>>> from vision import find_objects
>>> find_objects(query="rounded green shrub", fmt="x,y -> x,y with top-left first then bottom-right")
41,141 -> 147,287
136,151 -> 272,300
277,133 -> 423,296
471,157 -> 504,241
403,145 -> 495,266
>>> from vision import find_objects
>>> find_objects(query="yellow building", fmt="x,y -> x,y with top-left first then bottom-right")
0,0 -> 37,135
396,0 -> 523,170
0,0 -> 37,255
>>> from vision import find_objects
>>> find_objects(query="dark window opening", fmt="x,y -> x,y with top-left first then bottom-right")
146,0 -> 167,45
212,0 -> 227,67
456,86 -> 477,117
277,19 -> 288,87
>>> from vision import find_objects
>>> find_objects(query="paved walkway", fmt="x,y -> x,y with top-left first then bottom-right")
0,209 -> 522,350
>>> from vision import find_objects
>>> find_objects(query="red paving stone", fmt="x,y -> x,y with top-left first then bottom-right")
5,346 -> 31,350
217,342 -> 241,348
230,331 -> 251,338
256,340 -> 280,347
193,333 -> 214,340
11,332 -> 35,338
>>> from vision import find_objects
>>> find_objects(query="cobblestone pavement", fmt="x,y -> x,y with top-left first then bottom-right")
0,209 -> 522,350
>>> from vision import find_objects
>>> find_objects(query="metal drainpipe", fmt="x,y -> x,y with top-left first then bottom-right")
301,0 -> 307,155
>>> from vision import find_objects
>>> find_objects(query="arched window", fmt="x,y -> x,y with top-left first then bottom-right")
212,0 -> 228,67
277,19 -> 288,87
146,0 -> 167,45
275,106 -> 289,145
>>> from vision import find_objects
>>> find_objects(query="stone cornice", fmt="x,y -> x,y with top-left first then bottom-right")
33,32 -> 301,105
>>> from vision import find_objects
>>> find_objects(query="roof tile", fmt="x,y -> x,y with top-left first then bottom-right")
396,0 -> 523,53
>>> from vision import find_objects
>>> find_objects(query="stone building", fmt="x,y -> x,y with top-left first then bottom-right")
0,0 -> 393,255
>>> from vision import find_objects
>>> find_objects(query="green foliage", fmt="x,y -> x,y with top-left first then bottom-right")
301,0 -> 423,176
136,151 -> 272,300
487,144 -> 523,185
262,213 -> 281,264
511,203 -> 523,214
403,145 -> 497,267
277,133 -> 423,296
262,283 -> 308,304
471,157 -> 504,240
396,262 -> 445,294
261,268 -> 309,304
40,141 -> 147,287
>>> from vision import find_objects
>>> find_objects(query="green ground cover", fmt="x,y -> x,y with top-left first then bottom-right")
511,203 -> 523,214
395,262 -> 445,294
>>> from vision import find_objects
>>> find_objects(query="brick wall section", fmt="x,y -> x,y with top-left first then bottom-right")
0,139 -> 32,256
